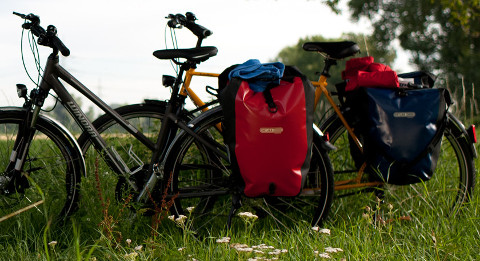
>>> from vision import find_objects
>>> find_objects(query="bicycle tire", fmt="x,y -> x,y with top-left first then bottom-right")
321,112 -> 476,219
0,108 -> 83,221
163,106 -> 334,233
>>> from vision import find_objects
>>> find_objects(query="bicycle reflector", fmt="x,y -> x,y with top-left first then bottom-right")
16,84 -> 27,98
467,125 -> 477,143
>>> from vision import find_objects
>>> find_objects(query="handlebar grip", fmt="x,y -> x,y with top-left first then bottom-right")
51,35 -> 70,56
184,20 -> 212,38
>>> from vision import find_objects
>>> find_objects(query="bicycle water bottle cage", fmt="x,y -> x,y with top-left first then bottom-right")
302,41 -> 360,59
153,46 -> 218,63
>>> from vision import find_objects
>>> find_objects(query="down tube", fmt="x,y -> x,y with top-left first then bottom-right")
55,64 -> 155,150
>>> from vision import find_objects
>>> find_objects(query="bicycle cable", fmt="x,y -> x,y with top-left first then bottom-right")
20,25 -> 61,112
164,23 -> 180,77
20,28 -> 41,88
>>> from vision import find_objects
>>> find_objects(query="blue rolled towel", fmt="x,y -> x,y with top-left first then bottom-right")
228,59 -> 285,92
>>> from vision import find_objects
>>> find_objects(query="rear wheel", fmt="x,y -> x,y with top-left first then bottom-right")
321,113 -> 475,219
164,107 -> 334,233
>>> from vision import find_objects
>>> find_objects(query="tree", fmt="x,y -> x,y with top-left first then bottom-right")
337,0 -> 480,119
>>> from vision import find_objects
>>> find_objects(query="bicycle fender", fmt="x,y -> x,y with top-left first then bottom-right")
1,107 -> 87,177
447,112 -> 477,158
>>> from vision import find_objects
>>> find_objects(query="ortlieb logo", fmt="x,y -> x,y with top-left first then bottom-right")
260,127 -> 284,134
393,112 -> 416,118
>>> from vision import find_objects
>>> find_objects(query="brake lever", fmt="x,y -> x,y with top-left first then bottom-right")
185,12 -> 197,21
13,12 -> 27,19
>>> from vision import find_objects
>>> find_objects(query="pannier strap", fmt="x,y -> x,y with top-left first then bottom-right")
263,85 -> 278,113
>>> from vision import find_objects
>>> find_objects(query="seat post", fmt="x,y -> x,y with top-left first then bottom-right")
321,58 -> 337,78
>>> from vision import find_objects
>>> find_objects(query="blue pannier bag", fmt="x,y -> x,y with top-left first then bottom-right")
346,87 -> 451,185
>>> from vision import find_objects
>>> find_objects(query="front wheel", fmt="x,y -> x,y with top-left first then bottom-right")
321,112 -> 476,219
163,107 -> 334,233
0,108 -> 83,222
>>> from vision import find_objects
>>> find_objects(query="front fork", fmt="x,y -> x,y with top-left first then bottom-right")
1,87 -> 46,193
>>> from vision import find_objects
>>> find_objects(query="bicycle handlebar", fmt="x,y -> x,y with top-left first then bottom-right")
166,12 -> 213,39
13,12 -> 70,57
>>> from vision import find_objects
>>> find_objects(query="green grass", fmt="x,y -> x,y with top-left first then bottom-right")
0,144 -> 479,260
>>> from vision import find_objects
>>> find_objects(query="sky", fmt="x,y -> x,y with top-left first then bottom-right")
0,0 -> 409,111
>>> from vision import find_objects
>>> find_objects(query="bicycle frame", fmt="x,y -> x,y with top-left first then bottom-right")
180,68 -> 219,111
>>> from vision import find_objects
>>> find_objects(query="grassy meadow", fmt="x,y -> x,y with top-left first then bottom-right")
0,135 -> 478,261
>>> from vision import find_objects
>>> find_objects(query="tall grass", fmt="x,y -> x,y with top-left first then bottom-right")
0,144 -> 478,260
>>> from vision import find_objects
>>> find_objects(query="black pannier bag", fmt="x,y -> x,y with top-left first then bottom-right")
219,65 -> 315,197
345,87 -> 452,185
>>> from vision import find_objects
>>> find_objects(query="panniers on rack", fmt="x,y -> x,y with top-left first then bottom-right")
219,62 -> 314,197
341,56 -> 451,185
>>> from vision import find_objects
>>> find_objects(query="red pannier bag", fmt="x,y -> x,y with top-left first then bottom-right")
219,66 -> 314,197
342,56 -> 399,91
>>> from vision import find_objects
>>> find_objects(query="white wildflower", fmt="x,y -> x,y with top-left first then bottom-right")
187,206 -> 195,213
178,247 -> 186,252
168,215 -> 175,221
175,214 -> 188,224
48,241 -> 57,248
230,243 -> 249,249
268,248 -> 288,255
314,251 -> 332,259
216,237 -> 231,243
230,243 -> 253,252
312,227 -> 330,235
317,228 -> 331,235
324,247 -> 343,253
125,238 -> 132,246
238,212 -> 258,220
134,245 -> 143,251
236,247 -> 253,252
252,243 -> 275,249
387,203 -> 394,210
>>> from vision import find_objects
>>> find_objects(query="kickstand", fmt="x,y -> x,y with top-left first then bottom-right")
227,193 -> 242,229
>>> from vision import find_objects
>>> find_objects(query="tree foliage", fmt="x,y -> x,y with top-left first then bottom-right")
336,0 -> 480,118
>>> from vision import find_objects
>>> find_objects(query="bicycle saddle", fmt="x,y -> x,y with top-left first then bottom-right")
153,46 -> 218,63
302,41 -> 360,59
